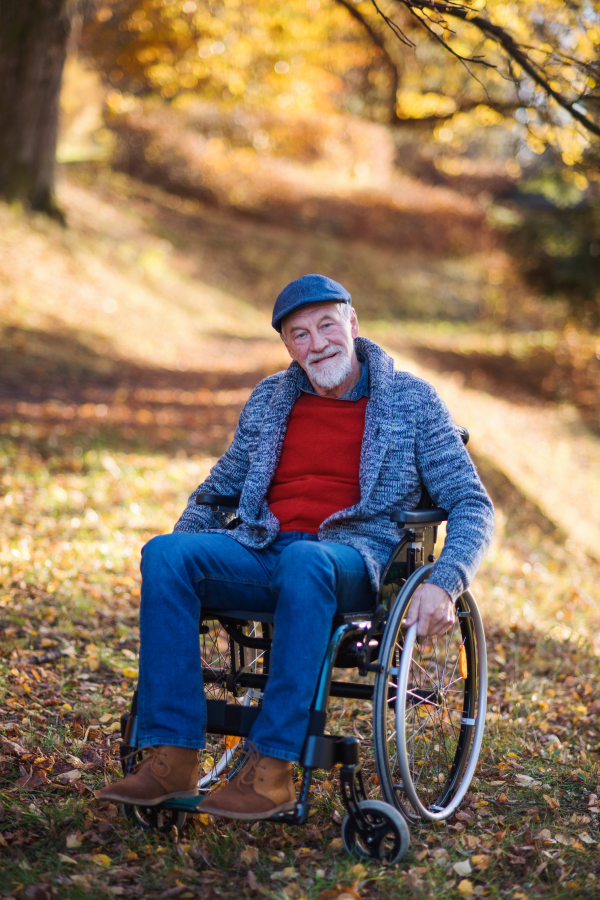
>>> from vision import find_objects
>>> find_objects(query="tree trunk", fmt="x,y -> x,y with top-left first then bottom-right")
0,0 -> 78,219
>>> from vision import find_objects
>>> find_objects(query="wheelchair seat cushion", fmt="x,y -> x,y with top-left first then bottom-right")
203,608 -> 276,624
202,601 -> 377,626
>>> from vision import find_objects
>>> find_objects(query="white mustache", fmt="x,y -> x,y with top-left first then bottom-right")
307,347 -> 341,365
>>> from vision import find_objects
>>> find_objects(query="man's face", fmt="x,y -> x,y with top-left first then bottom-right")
281,301 -> 359,391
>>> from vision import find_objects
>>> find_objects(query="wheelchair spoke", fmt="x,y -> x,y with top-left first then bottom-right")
198,618 -> 266,790
375,565 -> 486,824
405,708 -> 444,745
413,707 -> 452,793
386,598 -> 478,814
409,656 -> 442,690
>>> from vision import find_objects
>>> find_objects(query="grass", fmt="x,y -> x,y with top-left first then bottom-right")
1,165 -> 600,899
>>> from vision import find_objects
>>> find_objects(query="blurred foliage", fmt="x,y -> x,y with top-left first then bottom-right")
103,97 -> 492,258
497,168 -> 600,325
508,202 -> 600,326
81,0 -> 396,121
80,0 -> 600,181
373,0 -> 600,183
64,0 -> 600,329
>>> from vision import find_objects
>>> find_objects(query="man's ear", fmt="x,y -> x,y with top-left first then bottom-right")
350,310 -> 359,339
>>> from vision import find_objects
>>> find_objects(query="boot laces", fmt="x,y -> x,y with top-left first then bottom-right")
121,745 -> 172,779
236,742 -> 262,792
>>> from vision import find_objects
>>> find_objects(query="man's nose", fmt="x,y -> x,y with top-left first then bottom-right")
308,329 -> 329,353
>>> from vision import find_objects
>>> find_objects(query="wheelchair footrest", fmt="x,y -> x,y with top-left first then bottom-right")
161,795 -> 207,812
206,699 -> 260,737
300,734 -> 361,770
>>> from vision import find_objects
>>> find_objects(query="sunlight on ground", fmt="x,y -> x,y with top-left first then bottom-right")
0,185 -> 285,375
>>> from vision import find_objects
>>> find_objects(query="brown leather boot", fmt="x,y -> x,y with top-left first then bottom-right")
201,745 -> 296,820
95,746 -> 199,806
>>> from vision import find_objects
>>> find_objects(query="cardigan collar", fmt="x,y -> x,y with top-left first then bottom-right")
355,337 -> 395,510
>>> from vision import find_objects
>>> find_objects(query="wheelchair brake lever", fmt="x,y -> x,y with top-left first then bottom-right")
356,604 -> 387,676
369,604 -> 387,634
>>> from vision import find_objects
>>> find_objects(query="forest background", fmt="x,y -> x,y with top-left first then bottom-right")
1,0 -> 600,898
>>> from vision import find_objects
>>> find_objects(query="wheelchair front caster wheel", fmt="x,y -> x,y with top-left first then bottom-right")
341,799 -> 410,865
123,804 -> 187,834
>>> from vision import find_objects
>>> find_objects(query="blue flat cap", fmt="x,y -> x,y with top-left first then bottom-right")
272,274 -> 351,332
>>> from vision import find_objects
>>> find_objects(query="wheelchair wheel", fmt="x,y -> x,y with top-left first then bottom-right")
341,800 -> 410,865
373,565 -> 487,823
198,618 -> 265,790
123,804 -> 186,834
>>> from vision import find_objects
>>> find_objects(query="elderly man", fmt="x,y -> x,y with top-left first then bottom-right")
98,274 -> 494,820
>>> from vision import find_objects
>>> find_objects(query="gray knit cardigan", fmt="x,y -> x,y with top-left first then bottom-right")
174,337 -> 494,599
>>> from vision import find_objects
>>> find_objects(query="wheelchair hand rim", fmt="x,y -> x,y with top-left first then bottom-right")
395,588 -> 487,822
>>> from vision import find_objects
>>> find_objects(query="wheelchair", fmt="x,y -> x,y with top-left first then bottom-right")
119,427 -> 487,865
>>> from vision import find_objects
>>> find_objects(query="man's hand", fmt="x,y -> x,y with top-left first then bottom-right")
404,584 -> 455,636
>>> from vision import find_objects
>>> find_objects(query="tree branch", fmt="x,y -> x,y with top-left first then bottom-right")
332,0 -> 402,123
370,0 -> 600,139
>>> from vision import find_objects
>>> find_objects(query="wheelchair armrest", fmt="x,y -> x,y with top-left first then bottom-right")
390,508 -> 448,526
195,492 -> 241,512
390,427 -> 465,527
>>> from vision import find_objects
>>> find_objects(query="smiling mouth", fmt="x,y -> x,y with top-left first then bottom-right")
310,351 -> 339,365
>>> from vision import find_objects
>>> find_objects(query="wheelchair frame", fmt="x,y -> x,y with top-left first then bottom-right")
119,427 -> 487,863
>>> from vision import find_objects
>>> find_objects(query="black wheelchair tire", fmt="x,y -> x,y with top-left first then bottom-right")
123,803 -> 187,834
341,800 -> 410,865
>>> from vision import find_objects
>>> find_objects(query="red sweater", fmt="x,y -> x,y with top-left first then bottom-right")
267,392 -> 367,533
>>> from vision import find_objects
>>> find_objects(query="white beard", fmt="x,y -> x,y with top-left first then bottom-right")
305,346 -> 352,390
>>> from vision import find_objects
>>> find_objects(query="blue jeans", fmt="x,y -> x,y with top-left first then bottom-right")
138,531 -> 374,761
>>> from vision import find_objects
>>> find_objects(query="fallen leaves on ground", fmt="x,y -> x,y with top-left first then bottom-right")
1,168 -> 600,900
